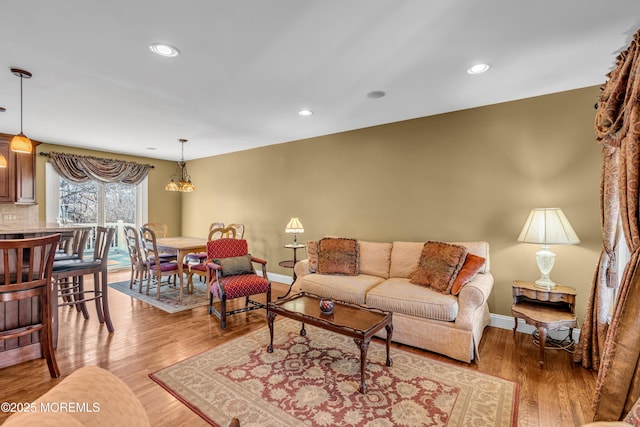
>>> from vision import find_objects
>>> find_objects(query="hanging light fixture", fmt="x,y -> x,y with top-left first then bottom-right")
10,68 -> 33,154
165,139 -> 196,192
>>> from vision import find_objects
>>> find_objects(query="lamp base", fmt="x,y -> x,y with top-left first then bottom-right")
534,277 -> 557,289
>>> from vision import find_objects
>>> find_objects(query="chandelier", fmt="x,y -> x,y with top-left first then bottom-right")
165,139 -> 195,192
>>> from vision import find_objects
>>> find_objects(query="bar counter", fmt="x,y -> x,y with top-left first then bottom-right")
0,222 -> 88,238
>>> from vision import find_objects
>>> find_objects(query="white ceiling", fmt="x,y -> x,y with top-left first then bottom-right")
1,0 -> 639,161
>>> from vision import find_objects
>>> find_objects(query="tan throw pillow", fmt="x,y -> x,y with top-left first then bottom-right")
451,253 -> 486,295
306,240 -> 318,273
410,241 -> 468,294
317,237 -> 359,276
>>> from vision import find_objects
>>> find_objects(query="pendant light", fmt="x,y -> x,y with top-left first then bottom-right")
0,107 -> 6,167
165,139 -> 196,192
10,68 -> 33,154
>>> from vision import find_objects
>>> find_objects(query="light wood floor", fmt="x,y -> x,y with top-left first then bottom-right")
0,269 -> 598,426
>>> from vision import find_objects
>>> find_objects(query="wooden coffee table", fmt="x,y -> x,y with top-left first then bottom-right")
267,292 -> 393,394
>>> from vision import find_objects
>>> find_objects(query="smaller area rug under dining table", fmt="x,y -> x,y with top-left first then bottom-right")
150,318 -> 518,426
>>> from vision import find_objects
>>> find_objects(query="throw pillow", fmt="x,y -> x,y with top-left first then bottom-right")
451,253 -> 486,295
213,254 -> 254,277
410,241 -> 468,294
306,240 -> 318,273
317,237 -> 359,276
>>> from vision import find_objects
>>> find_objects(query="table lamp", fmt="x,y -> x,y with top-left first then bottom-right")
517,208 -> 580,289
285,217 -> 304,245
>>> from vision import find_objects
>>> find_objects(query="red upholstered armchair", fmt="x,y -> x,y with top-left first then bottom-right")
205,238 -> 270,329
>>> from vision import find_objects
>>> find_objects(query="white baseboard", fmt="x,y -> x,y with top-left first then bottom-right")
490,313 -> 580,341
259,271 -> 293,285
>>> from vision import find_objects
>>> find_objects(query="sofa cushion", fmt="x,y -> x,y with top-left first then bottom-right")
389,241 -> 424,278
358,241 -> 392,279
410,242 -> 468,294
298,273 -> 384,305
451,253 -> 486,295
366,278 -> 459,322
317,237 -> 359,275
306,240 -> 318,273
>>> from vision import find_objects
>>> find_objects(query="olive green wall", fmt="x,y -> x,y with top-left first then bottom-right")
34,144 -> 181,234
183,86 -> 602,322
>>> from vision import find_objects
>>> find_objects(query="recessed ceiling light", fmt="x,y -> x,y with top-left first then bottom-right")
0,107 -> 5,112
149,43 -> 180,57
467,63 -> 490,75
298,109 -> 313,116
366,91 -> 386,99
146,147 -> 157,150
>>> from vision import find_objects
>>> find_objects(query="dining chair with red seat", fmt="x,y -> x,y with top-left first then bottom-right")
142,222 -> 177,263
140,226 -> 188,301
186,222 -> 225,265
204,238 -> 270,329
0,234 -> 61,377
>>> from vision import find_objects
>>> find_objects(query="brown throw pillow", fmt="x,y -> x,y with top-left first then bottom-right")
213,254 -> 254,277
451,253 -> 486,295
317,237 -> 359,275
410,241 -> 468,294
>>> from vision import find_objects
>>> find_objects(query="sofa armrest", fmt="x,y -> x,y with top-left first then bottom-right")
455,272 -> 494,331
294,259 -> 312,279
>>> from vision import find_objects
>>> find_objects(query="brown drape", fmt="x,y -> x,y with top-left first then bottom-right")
579,28 -> 640,421
48,152 -> 152,185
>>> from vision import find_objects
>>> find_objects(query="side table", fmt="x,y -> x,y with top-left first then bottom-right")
511,280 -> 577,368
278,243 -> 306,299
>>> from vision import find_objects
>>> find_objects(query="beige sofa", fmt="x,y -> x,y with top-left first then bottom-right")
292,240 -> 493,363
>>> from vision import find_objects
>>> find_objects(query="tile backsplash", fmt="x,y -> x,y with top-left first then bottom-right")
0,204 -> 39,226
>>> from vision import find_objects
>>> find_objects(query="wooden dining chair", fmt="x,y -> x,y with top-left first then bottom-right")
0,234 -> 61,377
204,238 -> 271,329
142,222 -> 177,263
187,226 -> 237,287
228,223 -> 245,239
51,226 -> 116,348
124,226 -> 149,292
140,226 -> 188,301
186,222 -> 225,265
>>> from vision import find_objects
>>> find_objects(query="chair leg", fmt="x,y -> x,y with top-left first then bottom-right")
100,269 -> 114,333
76,276 -> 90,320
208,291 -> 214,314
41,296 -> 60,378
221,297 -> 227,329
129,265 -> 135,289
52,279 -> 59,350
90,273 -> 104,324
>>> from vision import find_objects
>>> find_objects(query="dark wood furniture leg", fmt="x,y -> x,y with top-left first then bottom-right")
385,323 -> 393,367
300,322 -> 306,337
538,326 -> 547,368
267,311 -> 276,353
354,338 -> 370,394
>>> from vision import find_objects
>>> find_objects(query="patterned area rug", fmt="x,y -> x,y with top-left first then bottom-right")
109,279 -> 209,313
150,318 -> 518,426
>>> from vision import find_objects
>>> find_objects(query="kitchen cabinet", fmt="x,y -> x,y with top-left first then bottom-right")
0,133 -> 38,204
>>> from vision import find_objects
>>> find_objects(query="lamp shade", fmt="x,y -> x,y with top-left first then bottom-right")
517,208 -> 580,245
0,155 -> 7,168
285,217 -> 304,233
10,133 -> 32,154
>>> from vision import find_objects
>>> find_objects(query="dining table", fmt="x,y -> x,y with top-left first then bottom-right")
154,236 -> 208,301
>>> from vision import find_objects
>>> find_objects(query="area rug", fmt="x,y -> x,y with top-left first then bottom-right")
150,318 -> 518,426
109,280 -> 209,313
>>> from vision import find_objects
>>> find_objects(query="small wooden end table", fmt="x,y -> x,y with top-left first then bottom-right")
278,243 -> 306,298
267,292 -> 393,394
511,280 -> 577,368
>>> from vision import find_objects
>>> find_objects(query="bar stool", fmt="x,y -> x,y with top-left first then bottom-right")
0,234 -> 61,377
52,226 -> 115,348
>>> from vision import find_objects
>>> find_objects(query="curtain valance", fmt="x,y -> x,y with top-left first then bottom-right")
46,151 -> 153,185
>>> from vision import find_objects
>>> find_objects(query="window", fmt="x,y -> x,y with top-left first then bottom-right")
45,163 -> 148,267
